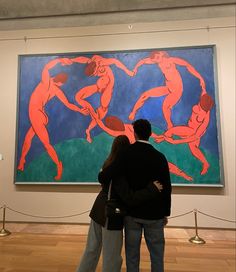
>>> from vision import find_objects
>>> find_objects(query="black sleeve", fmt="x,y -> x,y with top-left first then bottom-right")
98,165 -> 114,185
112,176 -> 161,207
159,155 -> 172,216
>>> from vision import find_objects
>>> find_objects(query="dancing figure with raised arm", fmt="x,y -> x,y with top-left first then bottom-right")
17,58 -> 86,180
153,94 -> 214,175
129,51 -> 206,129
72,55 -> 134,142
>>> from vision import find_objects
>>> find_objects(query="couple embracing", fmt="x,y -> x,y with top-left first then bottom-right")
76,119 -> 172,272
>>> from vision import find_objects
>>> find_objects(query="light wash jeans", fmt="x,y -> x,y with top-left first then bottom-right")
76,219 -> 123,272
124,216 -> 165,272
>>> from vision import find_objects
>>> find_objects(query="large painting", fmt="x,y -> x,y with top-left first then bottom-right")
15,45 -> 223,186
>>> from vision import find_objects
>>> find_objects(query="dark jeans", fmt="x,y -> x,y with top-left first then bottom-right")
124,216 -> 165,272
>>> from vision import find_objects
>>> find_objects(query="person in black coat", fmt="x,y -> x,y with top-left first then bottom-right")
120,119 -> 172,272
76,135 -> 162,272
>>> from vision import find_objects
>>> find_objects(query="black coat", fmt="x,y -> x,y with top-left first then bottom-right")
89,158 -> 161,230
119,141 -> 172,220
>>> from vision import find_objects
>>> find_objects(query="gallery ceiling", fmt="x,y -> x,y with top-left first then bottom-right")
0,0 -> 235,30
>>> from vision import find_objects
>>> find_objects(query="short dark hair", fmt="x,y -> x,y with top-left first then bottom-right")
132,119 -> 152,140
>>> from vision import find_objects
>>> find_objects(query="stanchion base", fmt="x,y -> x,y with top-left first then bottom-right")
0,228 -> 11,237
189,235 -> 205,244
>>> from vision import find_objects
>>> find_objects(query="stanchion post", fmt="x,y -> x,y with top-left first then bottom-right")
0,205 -> 11,237
189,209 -> 205,244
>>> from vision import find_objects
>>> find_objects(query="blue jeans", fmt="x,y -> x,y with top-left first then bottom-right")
124,216 -> 165,272
76,219 -> 123,272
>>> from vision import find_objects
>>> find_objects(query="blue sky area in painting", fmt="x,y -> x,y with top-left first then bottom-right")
16,46 -> 220,166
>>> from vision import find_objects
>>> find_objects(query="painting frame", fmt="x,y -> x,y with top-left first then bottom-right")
14,45 -> 224,187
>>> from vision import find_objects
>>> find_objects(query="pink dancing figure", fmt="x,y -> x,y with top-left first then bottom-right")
71,55 -> 134,143
17,58 -> 86,180
129,51 -> 206,129
153,94 -> 214,175
88,106 -> 193,181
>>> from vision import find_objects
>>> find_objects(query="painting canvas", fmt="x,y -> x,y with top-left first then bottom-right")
15,45 -> 223,186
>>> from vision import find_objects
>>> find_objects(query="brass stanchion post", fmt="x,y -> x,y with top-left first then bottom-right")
189,209 -> 205,244
0,205 -> 11,237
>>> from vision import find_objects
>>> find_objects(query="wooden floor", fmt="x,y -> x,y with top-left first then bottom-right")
0,223 -> 235,272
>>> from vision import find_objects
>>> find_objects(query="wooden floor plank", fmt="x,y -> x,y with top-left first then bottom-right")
0,224 -> 235,272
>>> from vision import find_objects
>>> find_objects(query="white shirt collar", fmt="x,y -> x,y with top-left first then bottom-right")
137,140 -> 151,145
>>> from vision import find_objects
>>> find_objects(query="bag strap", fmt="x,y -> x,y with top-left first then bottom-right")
108,180 -> 112,200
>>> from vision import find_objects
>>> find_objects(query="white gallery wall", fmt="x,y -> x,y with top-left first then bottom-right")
0,16 -> 235,228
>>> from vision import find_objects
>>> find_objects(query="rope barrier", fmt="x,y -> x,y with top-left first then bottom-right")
1,205 -> 235,223
1,205 -> 235,241
198,210 -> 236,223
6,205 -> 90,219
169,210 -> 194,219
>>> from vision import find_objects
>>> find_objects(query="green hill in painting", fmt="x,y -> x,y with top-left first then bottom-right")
16,127 -> 221,186
16,133 -> 113,183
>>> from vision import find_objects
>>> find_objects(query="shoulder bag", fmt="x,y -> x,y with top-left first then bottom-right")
105,181 -> 127,218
